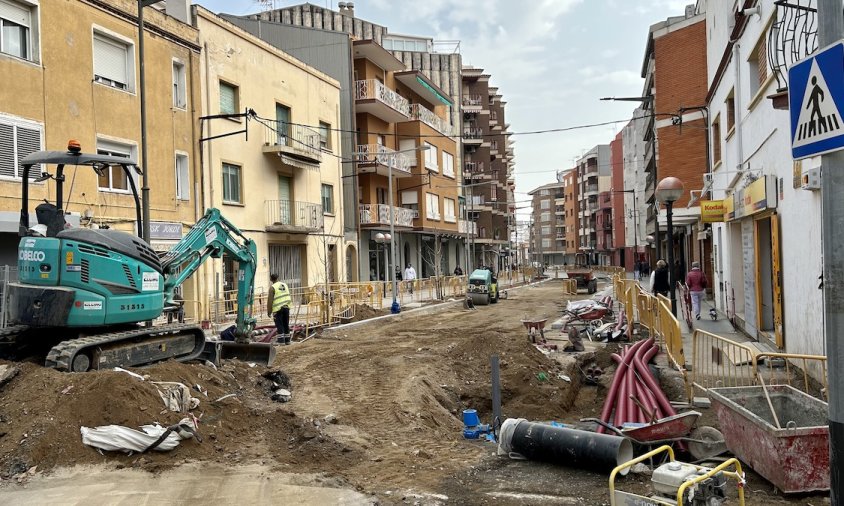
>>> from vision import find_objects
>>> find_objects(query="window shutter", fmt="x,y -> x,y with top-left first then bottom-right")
220,83 -> 236,114
0,0 -> 30,26
0,123 -> 14,178
93,35 -> 128,86
16,125 -> 40,179
176,155 -> 189,200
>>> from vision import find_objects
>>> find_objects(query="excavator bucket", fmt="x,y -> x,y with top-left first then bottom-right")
201,340 -> 276,367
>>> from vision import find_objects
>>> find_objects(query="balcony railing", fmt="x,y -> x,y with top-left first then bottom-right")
458,220 -> 477,235
490,140 -> 499,151
463,127 -> 483,139
354,79 -> 411,117
465,161 -> 485,174
411,103 -> 452,136
265,200 -> 324,231
359,204 -> 417,228
356,144 -> 412,174
584,184 -> 599,194
490,111 -> 498,122
262,121 -> 322,160
463,94 -> 483,106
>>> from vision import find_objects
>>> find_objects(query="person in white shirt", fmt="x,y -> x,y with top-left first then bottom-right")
404,263 -> 417,294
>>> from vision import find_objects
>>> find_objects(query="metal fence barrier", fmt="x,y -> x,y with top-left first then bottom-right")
753,352 -> 828,401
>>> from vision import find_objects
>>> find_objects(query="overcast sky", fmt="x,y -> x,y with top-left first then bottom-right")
194,0 -> 691,217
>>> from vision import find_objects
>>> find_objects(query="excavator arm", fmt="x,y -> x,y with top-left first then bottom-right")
159,208 -> 258,342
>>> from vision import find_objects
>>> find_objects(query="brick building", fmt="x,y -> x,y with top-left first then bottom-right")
528,180 -> 566,266
641,7 -> 709,271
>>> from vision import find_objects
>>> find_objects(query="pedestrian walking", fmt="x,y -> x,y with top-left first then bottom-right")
650,259 -> 670,297
453,265 -> 464,276
267,273 -> 292,345
685,261 -> 709,320
633,260 -> 641,281
404,262 -> 417,294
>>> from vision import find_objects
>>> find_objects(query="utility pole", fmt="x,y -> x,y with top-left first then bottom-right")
818,0 -> 844,502
137,0 -> 164,243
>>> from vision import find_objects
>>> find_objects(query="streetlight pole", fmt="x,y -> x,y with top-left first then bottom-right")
818,0 -> 844,501
137,0 -> 164,243
656,177 -> 684,316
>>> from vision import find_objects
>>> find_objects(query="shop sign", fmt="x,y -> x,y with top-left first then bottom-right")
150,221 -> 182,240
724,195 -> 735,221
700,200 -> 726,223
731,176 -> 776,220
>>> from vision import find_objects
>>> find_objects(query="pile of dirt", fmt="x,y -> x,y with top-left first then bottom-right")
348,304 -> 388,322
0,359 -> 363,478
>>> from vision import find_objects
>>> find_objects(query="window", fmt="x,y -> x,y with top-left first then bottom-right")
726,90 -> 735,132
0,115 -> 42,179
401,191 -> 419,211
490,184 -> 497,201
0,0 -> 35,61
220,81 -> 238,115
748,33 -> 767,97
540,199 -> 550,210
541,226 -> 551,235
444,198 -> 456,222
424,142 -> 438,171
711,116 -> 722,165
542,238 -> 551,248
321,184 -> 334,214
96,139 -> 135,192
175,153 -> 189,200
442,151 -> 454,178
172,60 -> 186,109
399,139 -> 417,167
221,162 -> 242,204
93,31 -> 133,92
540,212 -> 550,222
426,192 -> 440,220
319,122 -> 331,151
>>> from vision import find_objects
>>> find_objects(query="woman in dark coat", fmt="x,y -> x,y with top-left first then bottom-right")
650,259 -> 670,297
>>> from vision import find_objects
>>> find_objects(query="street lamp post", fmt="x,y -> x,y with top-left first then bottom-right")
656,177 -> 684,316
379,144 -> 429,314
137,0 -> 164,242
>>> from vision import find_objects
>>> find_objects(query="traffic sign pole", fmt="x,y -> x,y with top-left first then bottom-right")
818,1 -> 844,503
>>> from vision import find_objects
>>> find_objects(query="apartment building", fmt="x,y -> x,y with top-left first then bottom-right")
527,181 -> 566,266
641,6 -> 709,269
228,2 -> 466,280
462,67 -> 515,271
193,7 -> 347,301
622,111 -> 649,271
0,0 -> 202,302
575,146 -> 611,265
563,169 -> 579,264
705,0 -> 820,359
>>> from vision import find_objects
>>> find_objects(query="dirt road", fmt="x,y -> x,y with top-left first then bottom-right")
0,279 -> 829,504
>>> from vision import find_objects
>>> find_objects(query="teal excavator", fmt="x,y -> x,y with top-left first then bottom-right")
0,141 -> 272,371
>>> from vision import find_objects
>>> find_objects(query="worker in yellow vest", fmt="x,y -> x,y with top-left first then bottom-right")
267,273 -> 292,345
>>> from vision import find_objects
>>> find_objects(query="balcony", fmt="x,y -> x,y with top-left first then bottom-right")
463,126 -> 483,145
489,110 -> 498,126
261,122 -> 322,167
359,204 -> 417,228
462,94 -> 483,112
583,184 -> 598,196
464,161 -> 485,175
355,144 -> 413,178
490,139 -> 499,154
458,219 -> 477,235
409,103 -> 452,137
355,79 -> 411,123
265,200 -> 323,233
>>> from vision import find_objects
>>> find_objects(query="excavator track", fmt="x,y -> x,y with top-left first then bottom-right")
45,323 -> 206,372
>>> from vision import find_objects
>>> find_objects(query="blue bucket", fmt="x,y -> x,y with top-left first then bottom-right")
462,409 -> 480,427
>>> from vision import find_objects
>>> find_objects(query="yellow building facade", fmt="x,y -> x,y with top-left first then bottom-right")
193,7 -> 348,308
0,0 -> 202,305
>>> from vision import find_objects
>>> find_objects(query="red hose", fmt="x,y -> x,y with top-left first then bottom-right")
633,343 -> 677,417
598,339 -> 648,433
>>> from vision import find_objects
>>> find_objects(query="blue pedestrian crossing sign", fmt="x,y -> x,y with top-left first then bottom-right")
790,41 -> 844,159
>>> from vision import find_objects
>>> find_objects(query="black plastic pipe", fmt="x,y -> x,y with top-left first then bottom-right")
501,419 -> 634,475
